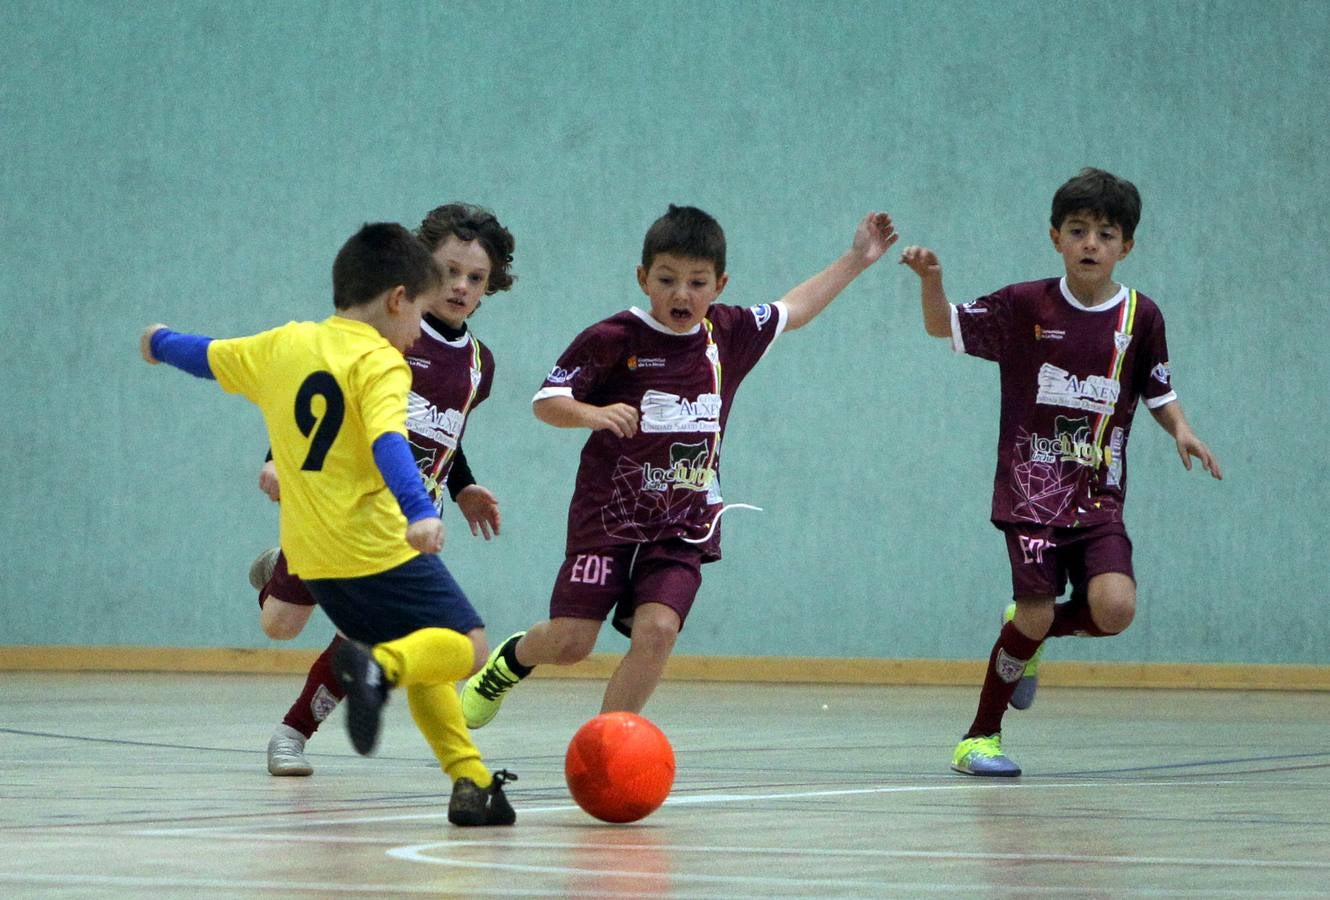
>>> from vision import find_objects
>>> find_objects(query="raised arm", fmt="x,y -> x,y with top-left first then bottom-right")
781,212 -> 898,331
1150,400 -> 1223,479
898,246 -> 952,338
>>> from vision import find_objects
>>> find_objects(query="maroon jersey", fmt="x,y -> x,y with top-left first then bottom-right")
404,319 -> 494,513
535,303 -> 786,560
953,278 -> 1176,526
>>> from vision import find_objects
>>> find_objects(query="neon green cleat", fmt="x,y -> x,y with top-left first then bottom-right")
951,734 -> 1021,776
1002,603 -> 1043,710
460,633 -> 527,729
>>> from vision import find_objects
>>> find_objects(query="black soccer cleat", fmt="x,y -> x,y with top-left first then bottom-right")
448,769 -> 518,826
332,640 -> 391,755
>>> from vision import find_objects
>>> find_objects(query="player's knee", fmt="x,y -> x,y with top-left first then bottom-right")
1094,595 -> 1135,634
259,598 -> 307,641
1014,600 -> 1055,638
259,615 -> 300,641
629,616 -> 679,658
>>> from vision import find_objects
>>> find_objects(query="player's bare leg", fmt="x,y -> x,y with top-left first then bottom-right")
601,602 -> 680,714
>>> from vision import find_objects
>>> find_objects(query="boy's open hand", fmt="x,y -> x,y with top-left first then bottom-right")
406,516 -> 444,554
140,324 -> 168,363
456,484 -> 501,540
1176,433 -> 1223,480
899,246 -> 942,279
853,212 -> 899,264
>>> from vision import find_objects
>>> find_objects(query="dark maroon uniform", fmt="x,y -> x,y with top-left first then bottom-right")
535,303 -> 786,563
952,278 -> 1176,528
405,318 -> 495,513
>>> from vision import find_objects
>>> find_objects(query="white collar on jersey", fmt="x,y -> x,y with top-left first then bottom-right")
1059,277 -> 1128,313
420,317 -> 472,348
629,306 -> 701,336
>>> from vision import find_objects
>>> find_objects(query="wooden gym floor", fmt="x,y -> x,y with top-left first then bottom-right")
2,671 -> 1328,898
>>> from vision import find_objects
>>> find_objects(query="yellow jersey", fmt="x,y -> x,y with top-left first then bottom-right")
208,316 -> 417,579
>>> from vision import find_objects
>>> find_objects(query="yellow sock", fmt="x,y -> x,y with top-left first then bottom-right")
406,682 -> 491,786
371,627 -> 474,686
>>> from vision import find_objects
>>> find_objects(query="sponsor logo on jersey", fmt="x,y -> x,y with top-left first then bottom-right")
960,301 -> 987,315
627,355 -> 666,370
407,357 -> 430,369
1034,324 -> 1066,341
407,391 -> 462,447
640,440 -> 715,493
546,365 -> 581,385
1029,415 -> 1102,468
1035,363 -> 1119,414
1106,426 -> 1125,487
1151,362 -> 1171,384
750,303 -> 773,330
640,388 -> 721,433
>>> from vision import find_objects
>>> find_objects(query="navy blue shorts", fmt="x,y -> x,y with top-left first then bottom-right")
305,554 -> 484,646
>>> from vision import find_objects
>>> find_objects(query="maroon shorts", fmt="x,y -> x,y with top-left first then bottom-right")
258,549 -> 318,608
999,520 -> 1134,602
549,540 -> 704,637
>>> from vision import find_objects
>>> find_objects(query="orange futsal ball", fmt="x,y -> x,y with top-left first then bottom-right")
565,712 -> 675,823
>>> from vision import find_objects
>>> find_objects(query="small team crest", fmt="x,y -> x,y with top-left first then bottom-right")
995,648 -> 1028,684
1114,331 -> 1133,353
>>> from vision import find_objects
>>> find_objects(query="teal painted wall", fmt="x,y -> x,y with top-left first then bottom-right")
2,1 -> 1326,664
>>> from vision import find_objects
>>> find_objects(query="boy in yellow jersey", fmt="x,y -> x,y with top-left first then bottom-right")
140,222 -> 516,826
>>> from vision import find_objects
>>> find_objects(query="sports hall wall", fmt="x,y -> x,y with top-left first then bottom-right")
2,1 -> 1325,669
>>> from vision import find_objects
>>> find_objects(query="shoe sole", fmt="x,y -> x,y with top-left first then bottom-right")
950,761 -> 1022,777
333,643 -> 386,755
268,759 -> 313,776
248,548 -> 279,592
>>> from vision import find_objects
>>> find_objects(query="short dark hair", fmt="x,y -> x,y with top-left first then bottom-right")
641,204 -> 726,275
331,222 -> 440,310
1051,168 -> 1142,240
417,203 -> 516,295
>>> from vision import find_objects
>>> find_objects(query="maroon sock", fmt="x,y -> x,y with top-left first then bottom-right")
281,635 -> 346,739
1046,599 -> 1110,637
965,622 -> 1044,739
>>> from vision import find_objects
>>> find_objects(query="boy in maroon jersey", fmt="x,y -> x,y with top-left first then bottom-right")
900,168 -> 1222,776
249,203 -> 515,777
460,204 -> 898,726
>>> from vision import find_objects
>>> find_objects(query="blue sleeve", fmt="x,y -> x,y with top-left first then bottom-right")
150,329 -> 216,379
372,432 -> 436,524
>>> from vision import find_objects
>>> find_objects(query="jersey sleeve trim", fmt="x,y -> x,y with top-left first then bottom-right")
532,385 -> 574,403
1145,390 -> 1178,409
949,304 -> 965,353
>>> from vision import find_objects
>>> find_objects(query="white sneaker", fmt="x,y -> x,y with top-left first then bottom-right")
248,548 -> 281,592
267,725 -> 313,776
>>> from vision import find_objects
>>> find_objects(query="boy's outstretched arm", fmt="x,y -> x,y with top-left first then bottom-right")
140,323 -> 216,378
898,246 -> 952,338
534,395 -> 639,438
781,212 -> 898,331
1149,401 -> 1223,480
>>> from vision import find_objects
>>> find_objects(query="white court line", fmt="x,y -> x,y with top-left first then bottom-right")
130,777 -> 1252,836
